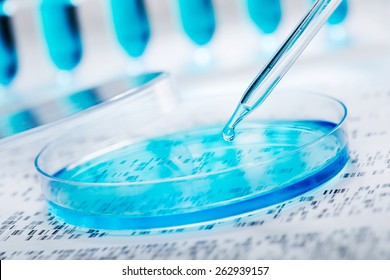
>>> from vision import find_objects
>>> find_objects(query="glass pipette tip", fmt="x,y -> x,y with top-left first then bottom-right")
222,0 -> 342,142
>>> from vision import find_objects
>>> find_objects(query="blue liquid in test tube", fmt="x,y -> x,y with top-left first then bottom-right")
0,1 -> 17,86
177,0 -> 216,46
246,0 -> 282,34
40,0 -> 82,70
110,0 -> 150,58
327,0 -> 348,25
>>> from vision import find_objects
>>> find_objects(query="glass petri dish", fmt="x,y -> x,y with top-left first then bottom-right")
35,91 -> 348,230
0,72 -> 175,142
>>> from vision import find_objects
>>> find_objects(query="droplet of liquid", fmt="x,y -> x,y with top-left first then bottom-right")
222,126 -> 235,142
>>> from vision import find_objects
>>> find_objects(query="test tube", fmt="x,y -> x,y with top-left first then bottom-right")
39,0 -> 83,71
0,0 -> 17,86
110,0 -> 151,58
246,0 -> 282,35
177,0 -> 216,46
327,0 -> 348,25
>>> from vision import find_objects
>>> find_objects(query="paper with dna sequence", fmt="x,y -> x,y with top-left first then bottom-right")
1,48 -> 390,260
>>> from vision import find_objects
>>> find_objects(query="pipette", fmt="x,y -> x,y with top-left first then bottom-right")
222,0 -> 342,142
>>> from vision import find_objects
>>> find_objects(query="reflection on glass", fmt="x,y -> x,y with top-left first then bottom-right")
177,0 -> 216,46
0,109 -> 39,137
0,73 -> 161,139
60,89 -> 100,115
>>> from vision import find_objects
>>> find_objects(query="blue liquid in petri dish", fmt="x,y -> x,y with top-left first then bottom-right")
246,0 -> 282,34
0,1 -> 17,86
177,0 -> 216,46
40,0 -> 82,70
110,0 -> 150,58
47,120 -> 348,230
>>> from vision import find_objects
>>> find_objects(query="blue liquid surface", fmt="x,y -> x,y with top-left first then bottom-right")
246,0 -> 282,34
40,0 -> 82,70
47,121 -> 348,230
178,0 -> 216,46
111,0 -> 150,58
0,3 -> 17,86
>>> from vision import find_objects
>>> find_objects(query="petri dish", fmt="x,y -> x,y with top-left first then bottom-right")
0,72 -> 175,142
35,91 -> 349,230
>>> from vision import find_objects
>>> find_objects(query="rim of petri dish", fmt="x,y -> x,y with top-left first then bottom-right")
34,91 -> 349,230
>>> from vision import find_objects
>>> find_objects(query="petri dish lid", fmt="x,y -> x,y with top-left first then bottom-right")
0,72 -> 176,144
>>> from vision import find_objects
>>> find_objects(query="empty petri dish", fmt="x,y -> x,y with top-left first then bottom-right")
0,72 -> 175,141
35,91 -> 348,230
